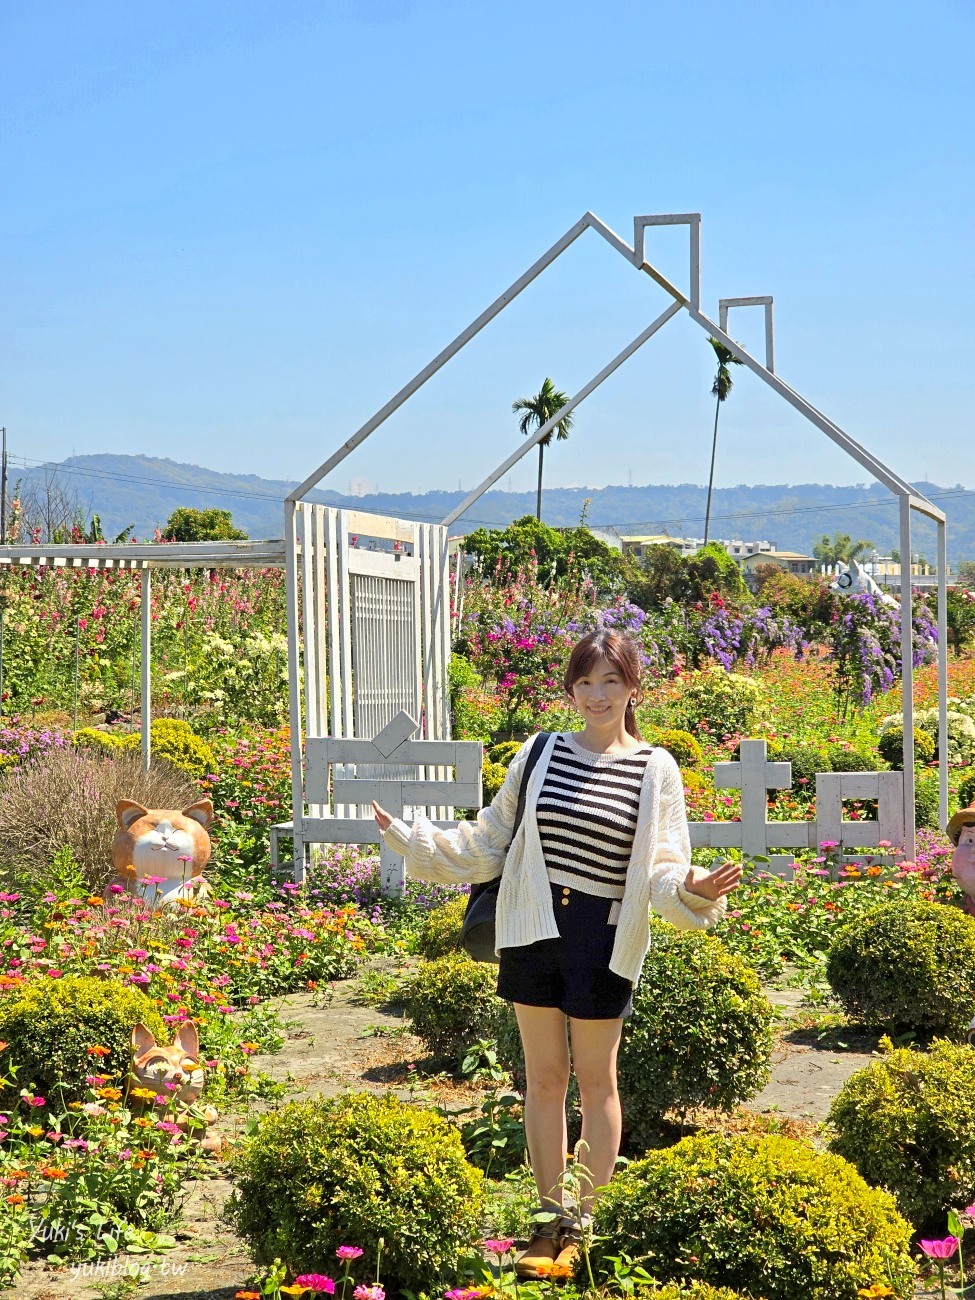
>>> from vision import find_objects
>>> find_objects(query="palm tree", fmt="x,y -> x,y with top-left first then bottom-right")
703,338 -> 744,546
512,378 -> 574,522
812,533 -> 874,566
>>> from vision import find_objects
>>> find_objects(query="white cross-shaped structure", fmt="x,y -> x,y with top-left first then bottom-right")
690,738 -> 813,875
302,711 -> 482,891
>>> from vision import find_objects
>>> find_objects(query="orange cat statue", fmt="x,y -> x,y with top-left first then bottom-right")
129,1021 -> 221,1154
112,799 -> 213,907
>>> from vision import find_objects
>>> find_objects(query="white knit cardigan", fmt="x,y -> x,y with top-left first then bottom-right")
381,732 -> 726,987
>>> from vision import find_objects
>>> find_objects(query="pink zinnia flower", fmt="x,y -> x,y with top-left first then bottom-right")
484,1238 -> 515,1255
353,1286 -> 384,1300
336,1246 -> 364,1262
295,1276 -> 336,1295
919,1237 -> 959,1260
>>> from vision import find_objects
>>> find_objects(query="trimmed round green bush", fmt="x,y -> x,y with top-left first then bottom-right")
75,718 -> 217,779
828,1037 -> 975,1229
228,1091 -> 482,1292
590,1133 -> 915,1300
414,895 -> 467,960
679,769 -> 706,795
486,739 -> 524,767
675,667 -> 767,739
765,739 -> 829,799
481,759 -> 508,803
826,899 -> 975,1037
617,923 -> 774,1146
405,952 -> 513,1062
144,719 -> 218,778
0,975 -> 166,1105
653,729 -> 703,768
877,723 -> 936,768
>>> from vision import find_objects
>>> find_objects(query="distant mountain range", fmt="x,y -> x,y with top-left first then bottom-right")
13,454 -> 975,565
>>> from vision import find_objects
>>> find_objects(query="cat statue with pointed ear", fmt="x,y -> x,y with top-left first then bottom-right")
129,1021 -> 221,1154
112,799 -> 213,907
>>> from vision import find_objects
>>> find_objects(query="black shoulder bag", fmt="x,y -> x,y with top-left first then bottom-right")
458,732 -> 550,963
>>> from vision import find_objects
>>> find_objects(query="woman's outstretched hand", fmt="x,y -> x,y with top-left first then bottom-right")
372,801 -> 393,832
683,860 -> 743,901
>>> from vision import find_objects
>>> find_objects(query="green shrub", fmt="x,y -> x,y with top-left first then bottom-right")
0,746 -> 199,888
74,727 -> 138,754
766,739 -> 829,796
876,721 -> 936,768
916,707 -> 975,765
414,895 -> 468,960
144,719 -> 217,779
75,718 -> 217,779
482,760 -> 508,803
405,953 -> 513,1062
589,1133 -> 914,1300
675,667 -> 767,740
228,1091 -> 482,1291
826,899 -> 975,1037
824,743 -> 883,773
915,767 -> 941,829
486,739 -> 524,767
0,976 -> 166,1106
958,767 -> 975,810
828,1037 -> 975,1229
617,923 -> 774,1146
679,769 -> 706,794
449,654 -> 501,742
653,728 -> 703,768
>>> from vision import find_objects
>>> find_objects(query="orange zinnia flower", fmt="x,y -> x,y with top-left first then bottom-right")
5,1194 -> 24,1205
87,1045 -> 110,1058
39,1166 -> 67,1179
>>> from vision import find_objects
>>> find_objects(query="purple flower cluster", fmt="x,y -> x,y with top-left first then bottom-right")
0,721 -> 69,767
305,847 -> 464,920
829,591 -> 938,713
698,605 -> 805,672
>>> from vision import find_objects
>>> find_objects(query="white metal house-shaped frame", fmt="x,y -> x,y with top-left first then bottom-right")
287,210 -> 949,860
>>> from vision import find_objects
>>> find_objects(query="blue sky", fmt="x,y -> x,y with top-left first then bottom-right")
2,0 -> 973,507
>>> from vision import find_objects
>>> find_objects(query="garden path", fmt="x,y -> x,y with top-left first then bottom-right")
748,981 -> 878,1122
11,962 -> 891,1300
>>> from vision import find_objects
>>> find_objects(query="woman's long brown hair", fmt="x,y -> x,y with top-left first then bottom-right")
563,629 -> 645,739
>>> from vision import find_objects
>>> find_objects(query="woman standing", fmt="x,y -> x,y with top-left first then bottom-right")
373,629 -> 740,1277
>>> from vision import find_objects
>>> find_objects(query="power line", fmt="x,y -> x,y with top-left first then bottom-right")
10,453 -> 975,536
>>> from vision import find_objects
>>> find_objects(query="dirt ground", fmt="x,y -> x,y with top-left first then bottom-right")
11,963 -> 901,1299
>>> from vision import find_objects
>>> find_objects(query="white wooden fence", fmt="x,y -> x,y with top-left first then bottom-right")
274,726 -> 904,887
690,739 -> 904,878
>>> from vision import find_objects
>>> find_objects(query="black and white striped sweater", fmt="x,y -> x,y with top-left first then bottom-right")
537,734 -> 654,899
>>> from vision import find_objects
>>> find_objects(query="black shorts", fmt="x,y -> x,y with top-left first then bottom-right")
496,882 -> 633,1020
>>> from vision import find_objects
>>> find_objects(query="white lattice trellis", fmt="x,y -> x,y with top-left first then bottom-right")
282,505 -> 453,883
